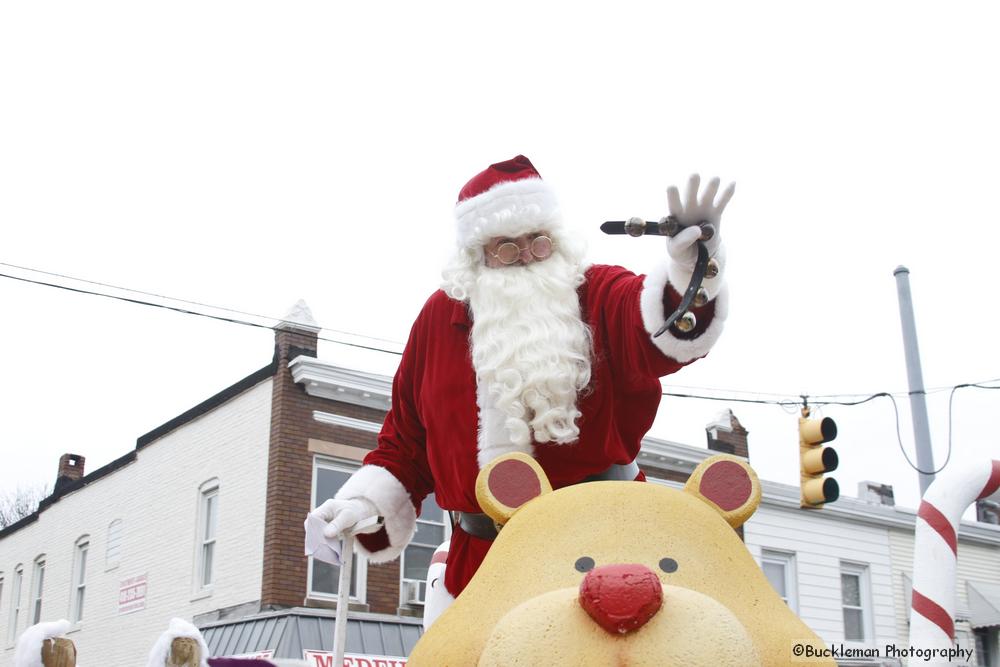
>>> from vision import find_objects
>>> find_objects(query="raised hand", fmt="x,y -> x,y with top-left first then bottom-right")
666,174 -> 734,266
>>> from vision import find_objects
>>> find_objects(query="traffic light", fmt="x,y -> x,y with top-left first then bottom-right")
799,408 -> 839,508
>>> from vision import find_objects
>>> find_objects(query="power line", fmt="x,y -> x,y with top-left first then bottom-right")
0,261 -> 407,348
3,260 -> 999,411
0,270 -> 403,356
662,382 -> 1000,477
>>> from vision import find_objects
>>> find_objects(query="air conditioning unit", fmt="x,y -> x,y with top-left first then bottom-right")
402,579 -> 425,605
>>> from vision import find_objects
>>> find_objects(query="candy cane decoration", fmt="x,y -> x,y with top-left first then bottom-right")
910,458 -> 1000,661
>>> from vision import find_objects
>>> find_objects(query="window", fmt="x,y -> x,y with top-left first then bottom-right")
197,482 -> 219,589
6,565 -> 22,645
106,519 -> 123,569
309,459 -> 365,602
71,538 -> 89,623
30,557 -> 45,625
761,550 -> 798,613
840,562 -> 872,643
400,494 -> 449,605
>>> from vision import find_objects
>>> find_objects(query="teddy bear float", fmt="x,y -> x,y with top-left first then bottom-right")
409,453 -> 832,666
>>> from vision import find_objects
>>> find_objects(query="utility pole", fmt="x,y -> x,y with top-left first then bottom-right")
893,266 -> 935,495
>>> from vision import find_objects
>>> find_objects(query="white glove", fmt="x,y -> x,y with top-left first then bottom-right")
666,174 -> 735,268
310,497 -> 380,540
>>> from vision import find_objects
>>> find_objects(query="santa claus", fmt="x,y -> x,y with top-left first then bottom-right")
311,155 -> 733,612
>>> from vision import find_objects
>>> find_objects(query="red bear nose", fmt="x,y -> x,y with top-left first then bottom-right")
578,564 -> 663,635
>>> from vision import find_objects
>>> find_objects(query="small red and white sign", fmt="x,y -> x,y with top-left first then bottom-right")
118,574 -> 148,614
303,651 -> 407,667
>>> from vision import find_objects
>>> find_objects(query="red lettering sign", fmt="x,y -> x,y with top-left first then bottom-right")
117,573 -> 148,614
303,651 -> 407,667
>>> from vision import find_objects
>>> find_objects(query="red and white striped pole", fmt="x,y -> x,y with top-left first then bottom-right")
910,458 -> 1000,661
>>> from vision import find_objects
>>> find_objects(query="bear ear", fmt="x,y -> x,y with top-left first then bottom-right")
475,453 -> 553,526
683,454 -> 761,529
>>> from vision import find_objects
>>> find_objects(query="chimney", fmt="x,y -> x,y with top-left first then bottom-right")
54,453 -> 86,494
977,499 -> 1000,525
858,481 -> 895,506
706,409 -> 749,459
274,299 -> 320,365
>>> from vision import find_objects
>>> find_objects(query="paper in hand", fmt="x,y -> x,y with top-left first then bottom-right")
304,513 -> 342,566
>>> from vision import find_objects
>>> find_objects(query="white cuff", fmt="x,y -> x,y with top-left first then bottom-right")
640,257 -> 729,364
335,465 -> 417,563
666,244 -> 725,301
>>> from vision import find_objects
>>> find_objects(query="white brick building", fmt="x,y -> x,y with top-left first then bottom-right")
0,377 -> 272,665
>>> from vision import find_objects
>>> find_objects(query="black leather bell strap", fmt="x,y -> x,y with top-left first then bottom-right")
653,241 -> 709,338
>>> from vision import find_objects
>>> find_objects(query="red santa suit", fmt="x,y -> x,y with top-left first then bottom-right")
333,156 -> 729,597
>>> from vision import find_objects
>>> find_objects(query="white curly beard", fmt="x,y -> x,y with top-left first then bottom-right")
461,251 -> 593,465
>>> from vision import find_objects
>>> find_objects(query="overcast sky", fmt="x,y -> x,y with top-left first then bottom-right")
2,1 -> 998,516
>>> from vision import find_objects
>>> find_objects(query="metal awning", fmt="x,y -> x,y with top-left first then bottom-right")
967,581 -> 1000,629
200,608 -> 423,660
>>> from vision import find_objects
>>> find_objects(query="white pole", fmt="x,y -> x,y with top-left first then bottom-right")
332,532 -> 354,667
331,515 -> 380,666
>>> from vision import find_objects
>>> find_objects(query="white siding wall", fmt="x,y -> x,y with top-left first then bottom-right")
745,503 -> 897,647
0,379 -> 272,666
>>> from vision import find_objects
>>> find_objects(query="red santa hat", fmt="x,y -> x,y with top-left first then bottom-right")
454,155 -> 562,249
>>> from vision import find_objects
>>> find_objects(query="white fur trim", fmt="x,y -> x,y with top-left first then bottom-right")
145,618 -> 210,667
665,244 -> 726,301
641,258 -> 729,364
476,383 -> 534,468
335,465 -> 417,563
455,178 -> 562,249
14,620 -> 71,667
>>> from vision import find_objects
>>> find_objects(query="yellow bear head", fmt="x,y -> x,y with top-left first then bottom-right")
409,453 -> 832,666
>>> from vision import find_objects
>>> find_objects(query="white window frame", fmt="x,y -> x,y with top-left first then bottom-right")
70,536 -> 89,624
30,556 -> 45,625
760,549 -> 798,614
400,494 -> 450,607
840,561 -> 874,645
6,565 -> 21,647
194,480 -> 220,594
308,457 -> 366,604
105,519 -> 123,570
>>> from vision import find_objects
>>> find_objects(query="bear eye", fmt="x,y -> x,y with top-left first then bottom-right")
659,558 -> 678,573
574,556 -> 595,572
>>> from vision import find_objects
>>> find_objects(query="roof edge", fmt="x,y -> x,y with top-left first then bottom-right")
136,361 -> 277,449
2,361 -> 277,542
0,449 -> 138,540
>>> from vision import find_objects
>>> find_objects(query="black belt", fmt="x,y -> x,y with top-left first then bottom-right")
454,460 -> 640,541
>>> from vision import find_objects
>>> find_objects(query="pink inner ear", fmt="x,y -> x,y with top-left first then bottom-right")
489,459 -> 542,508
699,460 -> 752,511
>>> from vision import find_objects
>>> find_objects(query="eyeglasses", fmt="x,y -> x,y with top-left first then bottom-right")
489,235 -> 555,265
